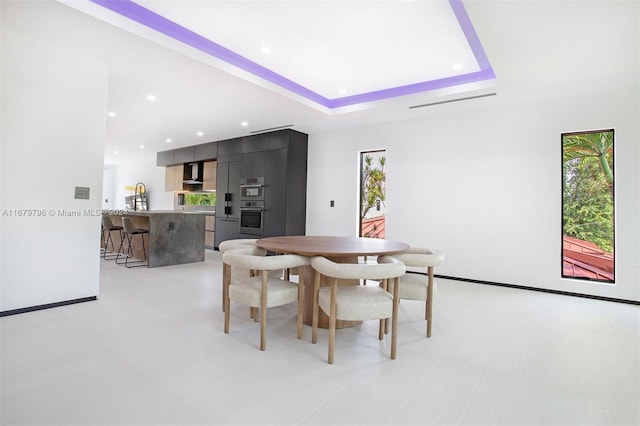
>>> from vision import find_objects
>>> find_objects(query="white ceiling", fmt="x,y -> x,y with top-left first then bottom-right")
56,0 -> 638,164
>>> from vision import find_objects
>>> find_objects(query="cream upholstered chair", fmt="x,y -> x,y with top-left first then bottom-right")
384,247 -> 445,337
219,239 -> 259,312
222,248 -> 310,351
311,256 -> 406,364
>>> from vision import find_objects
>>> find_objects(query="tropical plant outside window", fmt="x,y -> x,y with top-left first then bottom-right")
185,193 -> 216,206
359,150 -> 386,238
562,129 -> 614,283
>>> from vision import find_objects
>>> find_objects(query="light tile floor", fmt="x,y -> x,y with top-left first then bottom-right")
1,250 -> 639,425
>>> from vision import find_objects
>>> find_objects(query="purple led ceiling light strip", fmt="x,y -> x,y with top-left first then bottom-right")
90,0 -> 495,109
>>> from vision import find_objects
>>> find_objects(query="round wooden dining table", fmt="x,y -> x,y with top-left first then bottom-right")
256,235 -> 410,328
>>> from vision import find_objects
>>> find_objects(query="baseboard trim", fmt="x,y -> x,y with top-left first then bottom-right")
0,296 -> 98,317
435,275 -> 640,306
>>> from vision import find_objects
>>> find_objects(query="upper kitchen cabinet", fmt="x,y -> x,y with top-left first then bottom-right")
195,142 -> 217,161
165,165 -> 183,192
157,146 -> 196,166
203,161 -> 217,191
241,150 -> 266,179
173,146 -> 195,164
157,149 -> 174,166
157,142 -> 217,166
242,133 -> 268,153
217,137 -> 242,158
267,130 -> 290,150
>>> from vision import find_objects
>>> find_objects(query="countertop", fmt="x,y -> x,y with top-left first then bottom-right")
107,210 -> 215,216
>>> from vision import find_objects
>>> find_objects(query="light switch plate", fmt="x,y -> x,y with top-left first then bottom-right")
74,187 -> 90,200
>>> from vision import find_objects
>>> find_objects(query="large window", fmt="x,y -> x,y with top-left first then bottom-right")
562,129 -> 615,283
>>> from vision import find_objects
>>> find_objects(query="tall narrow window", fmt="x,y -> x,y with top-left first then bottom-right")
562,129 -> 615,283
359,150 -> 386,238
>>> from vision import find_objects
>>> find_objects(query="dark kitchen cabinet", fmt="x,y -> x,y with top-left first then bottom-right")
242,134 -> 268,153
158,129 -> 307,248
241,150 -> 266,179
263,148 -> 287,236
217,137 -> 242,157
267,130 -> 289,150
157,149 -> 174,166
281,130 -> 308,236
214,156 -> 241,248
173,146 -> 195,163
215,217 -> 239,247
195,142 -> 217,161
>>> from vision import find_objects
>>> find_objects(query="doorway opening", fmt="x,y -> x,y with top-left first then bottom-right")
359,149 -> 386,238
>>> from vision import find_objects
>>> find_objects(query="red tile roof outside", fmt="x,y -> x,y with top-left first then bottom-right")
361,215 -> 385,239
563,235 -> 614,281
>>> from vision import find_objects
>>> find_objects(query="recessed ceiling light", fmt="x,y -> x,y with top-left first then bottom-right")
107,111 -> 116,117
146,94 -> 156,101
338,88 -> 347,95
139,145 -> 145,149
453,63 -> 463,70
166,138 -> 172,143
196,131 -> 204,137
114,151 -> 119,154
241,122 -> 248,127
261,46 -> 271,54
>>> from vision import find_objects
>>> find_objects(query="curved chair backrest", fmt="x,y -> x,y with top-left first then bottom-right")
219,238 -> 258,253
311,255 -> 405,280
102,216 -> 117,230
223,246 -> 266,258
223,250 -> 308,271
121,217 -> 138,234
391,247 -> 445,268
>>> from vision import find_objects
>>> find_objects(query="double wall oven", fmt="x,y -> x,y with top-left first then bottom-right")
239,177 -> 265,235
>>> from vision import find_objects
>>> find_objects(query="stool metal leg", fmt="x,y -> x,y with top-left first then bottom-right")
116,231 -> 148,268
103,229 -> 122,260
126,232 -> 148,268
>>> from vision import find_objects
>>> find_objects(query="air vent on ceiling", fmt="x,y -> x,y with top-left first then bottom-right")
409,92 -> 497,109
249,124 -> 294,134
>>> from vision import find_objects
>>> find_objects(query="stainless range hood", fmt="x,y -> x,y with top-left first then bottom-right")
183,162 -> 203,184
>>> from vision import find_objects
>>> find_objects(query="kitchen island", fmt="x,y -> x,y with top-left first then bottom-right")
105,210 -> 210,268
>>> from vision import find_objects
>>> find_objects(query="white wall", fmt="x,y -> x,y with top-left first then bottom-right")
307,87 -> 639,302
1,1 -> 109,311
104,155 -> 173,211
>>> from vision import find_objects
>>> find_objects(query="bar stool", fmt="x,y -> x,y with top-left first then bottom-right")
116,217 -> 149,268
101,216 -> 123,260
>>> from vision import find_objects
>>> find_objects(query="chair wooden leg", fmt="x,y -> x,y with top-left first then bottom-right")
222,264 -> 230,312
224,290 -> 230,334
328,279 -> 337,364
260,272 -> 268,351
312,269 -> 321,344
378,278 -> 386,339
223,263 -> 231,331
297,268 -> 304,339
391,276 -> 400,360
426,266 -> 434,338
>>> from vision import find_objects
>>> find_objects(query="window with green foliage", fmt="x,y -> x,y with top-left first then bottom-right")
562,129 -> 614,283
359,150 -> 386,239
185,192 -> 216,206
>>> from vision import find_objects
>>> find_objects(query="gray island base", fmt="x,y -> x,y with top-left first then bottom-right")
106,210 -> 206,268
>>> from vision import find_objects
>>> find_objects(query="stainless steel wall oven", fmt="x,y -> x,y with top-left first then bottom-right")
239,200 -> 264,235
240,177 -> 264,201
